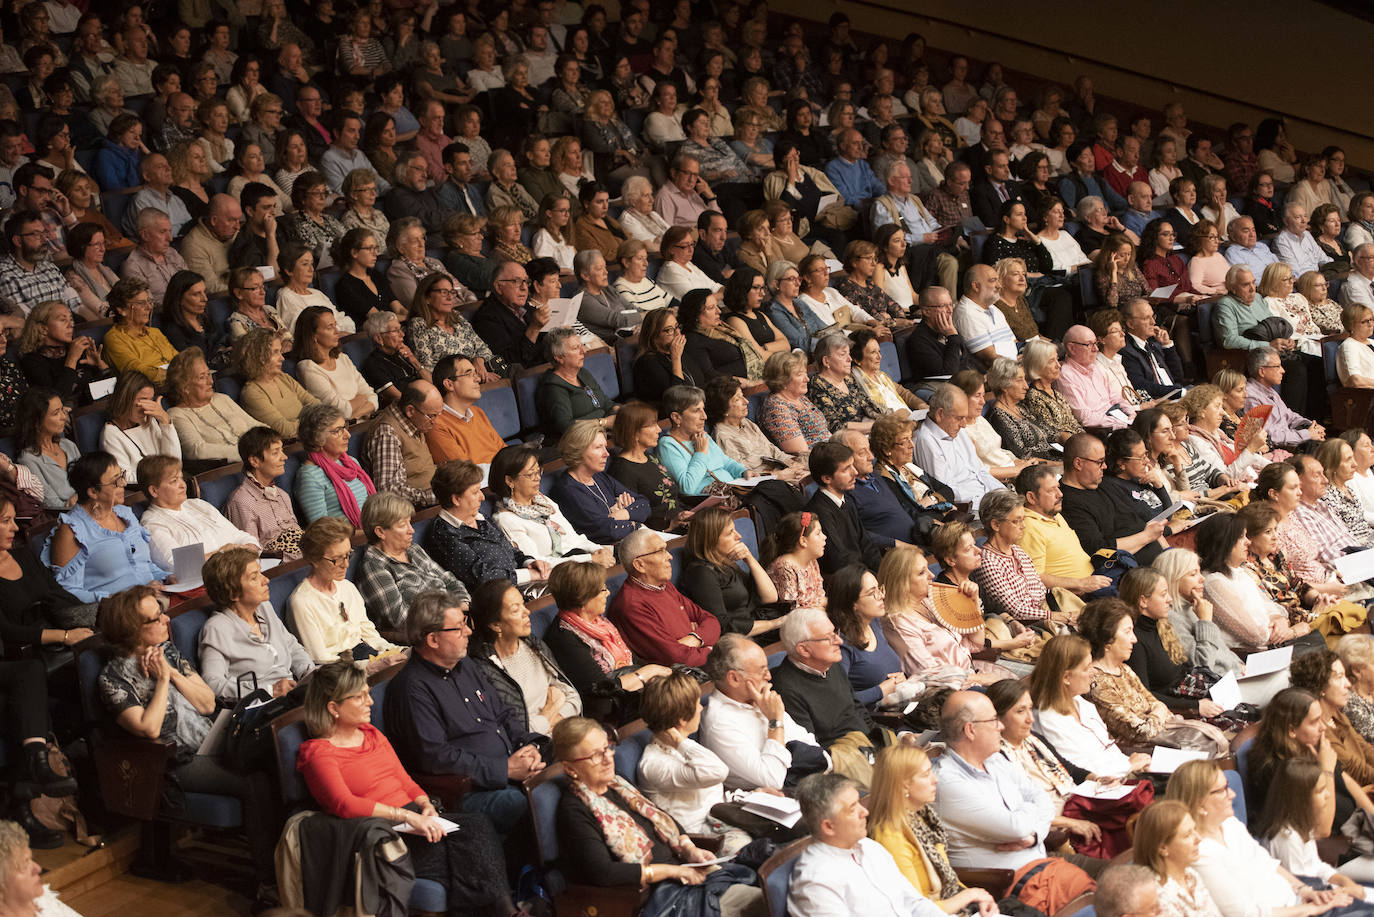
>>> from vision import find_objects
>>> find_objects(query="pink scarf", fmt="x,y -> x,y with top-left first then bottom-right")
308,452 -> 376,527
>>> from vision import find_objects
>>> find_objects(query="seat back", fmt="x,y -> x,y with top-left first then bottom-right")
1324,337 -> 1345,390
272,707 -> 311,807
74,409 -> 107,456
269,563 -> 311,639
735,511 -> 759,558
760,837 -> 812,917
529,594 -> 558,639
584,347 -> 620,402
515,367 -> 547,433
169,608 -> 210,669
476,380 -> 521,441
1226,766 -> 1247,827
878,340 -> 900,382
613,725 -> 651,783
194,464 -> 243,511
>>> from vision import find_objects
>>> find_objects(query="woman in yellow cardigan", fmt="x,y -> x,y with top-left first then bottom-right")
232,327 -> 319,440
103,278 -> 179,385
867,745 -> 999,915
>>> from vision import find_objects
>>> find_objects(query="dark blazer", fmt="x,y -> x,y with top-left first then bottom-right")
969,177 -> 1024,229
471,296 -> 546,369
804,489 -> 882,575
1120,334 -> 1185,398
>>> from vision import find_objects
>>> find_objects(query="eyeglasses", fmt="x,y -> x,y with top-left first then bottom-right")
496,278 -> 529,287
325,425 -> 349,437
799,631 -> 843,645
100,471 -> 128,489
320,552 -> 351,567
1079,457 -> 1107,467
569,742 -> 617,764
633,546 -> 670,564
140,611 -> 167,626
861,585 -> 884,599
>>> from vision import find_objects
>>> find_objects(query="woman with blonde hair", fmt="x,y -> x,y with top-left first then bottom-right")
1259,261 -> 1325,357
1295,271 -> 1344,335
235,328 -> 319,439
1132,799 -> 1224,917
488,205 -> 533,266
866,744 -> 999,913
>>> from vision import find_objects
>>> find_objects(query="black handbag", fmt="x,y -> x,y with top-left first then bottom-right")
224,672 -> 301,772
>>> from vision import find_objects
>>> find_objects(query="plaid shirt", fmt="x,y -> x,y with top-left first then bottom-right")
0,254 -> 80,315
923,184 -> 971,231
972,543 -> 1049,622
356,543 -> 469,631
1281,501 -> 1359,583
363,408 -> 436,508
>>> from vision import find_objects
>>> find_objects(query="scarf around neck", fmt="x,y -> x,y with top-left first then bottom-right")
571,774 -> 695,865
558,609 -> 633,671
307,451 -> 376,527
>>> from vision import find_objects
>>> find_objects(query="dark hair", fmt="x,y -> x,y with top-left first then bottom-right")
721,265 -> 762,315
1289,648 -> 1341,698
1016,151 -> 1049,184
526,256 -> 560,287
1249,686 -> 1320,792
432,352 -> 474,391
1255,461 -> 1297,503
489,444 -> 541,500
66,222 -> 106,261
432,459 -> 484,508
985,677 -> 1031,716
808,441 -> 853,484
1196,512 -> 1247,574
848,327 -> 880,364
158,270 -> 207,330
1014,460 -> 1057,498
577,180 -> 608,205
290,306 -> 341,361
237,425 -> 283,467
14,387 -> 63,457
825,564 -> 874,646
239,180 -> 276,214
771,136 -> 799,167
1258,757 -> 1327,842
703,375 -> 742,431
1136,219 -> 1171,266
4,208 -> 41,242
1104,428 -> 1145,477
68,451 -> 119,505
468,578 -> 521,649
1077,597 -> 1133,659
289,170 -> 327,211
676,289 -> 713,335
759,510 -> 820,567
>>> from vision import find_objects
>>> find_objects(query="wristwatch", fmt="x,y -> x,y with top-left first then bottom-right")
767,719 -> 781,729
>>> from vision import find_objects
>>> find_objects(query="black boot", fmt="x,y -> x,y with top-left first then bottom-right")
24,743 -> 77,797
13,804 -> 63,850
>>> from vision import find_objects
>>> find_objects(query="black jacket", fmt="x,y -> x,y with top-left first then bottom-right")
804,489 -> 882,575
471,297 -> 546,370
1120,334 -> 1185,398
969,177 -> 1024,229
905,321 -> 976,382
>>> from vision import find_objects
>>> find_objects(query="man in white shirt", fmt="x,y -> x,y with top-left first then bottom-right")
912,383 -> 1002,508
953,264 -> 1016,368
931,691 -> 1056,870
1274,202 -> 1331,277
787,772 -> 978,917
1340,244 -> 1374,311
699,634 -> 828,792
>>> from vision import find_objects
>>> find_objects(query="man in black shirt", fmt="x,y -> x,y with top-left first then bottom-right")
804,441 -> 883,575
472,260 -> 549,370
906,286 -> 976,385
227,182 -> 279,271
1058,432 -> 1167,566
691,211 -> 738,284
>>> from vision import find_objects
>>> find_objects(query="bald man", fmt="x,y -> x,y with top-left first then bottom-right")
363,379 -> 443,507
181,193 -> 242,295
953,264 -> 1016,368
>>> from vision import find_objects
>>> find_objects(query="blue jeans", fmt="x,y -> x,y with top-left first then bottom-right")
459,785 -> 528,836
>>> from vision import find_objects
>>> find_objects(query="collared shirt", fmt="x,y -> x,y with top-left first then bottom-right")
363,404 -> 436,507
697,690 -> 823,790
356,542 -> 469,632
436,178 -> 484,217
924,185 -> 971,229
1129,332 -> 1174,386
1242,378 -> 1312,448
414,130 -> 452,186
155,119 -> 197,154
225,473 -> 303,557
1274,229 -> 1331,277
952,295 -> 1017,361
1020,508 -> 1093,578
119,245 -> 188,304
653,180 -> 720,227
1055,357 -> 1136,429
873,193 -> 940,245
1224,241 -> 1279,274
912,420 -> 1001,506
931,747 -> 1054,870
0,254 -> 80,315
1340,271 -> 1374,311
320,146 -> 390,195
1289,500 -> 1359,578
824,155 -> 887,207
787,837 -> 947,917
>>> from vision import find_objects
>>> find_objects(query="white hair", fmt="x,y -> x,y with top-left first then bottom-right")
780,607 -> 828,654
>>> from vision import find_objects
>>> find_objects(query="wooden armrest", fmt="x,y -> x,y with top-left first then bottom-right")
871,710 -> 907,732
93,734 -> 176,819
1044,828 -> 1069,851
972,646 -> 1001,663
954,866 -> 1015,899
413,773 -> 472,810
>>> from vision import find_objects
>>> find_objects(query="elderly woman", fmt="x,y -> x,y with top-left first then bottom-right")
441,213 -> 494,299
735,209 -> 787,278
620,176 -> 670,249
43,451 -> 167,602
235,329 -> 319,439
1338,303 -> 1374,388
216,426 -> 301,562
405,274 -> 497,381
983,356 -> 1055,460
163,349 -> 256,464
759,351 -> 830,455
488,205 -> 533,266
808,333 -> 882,434
1019,338 -> 1085,444
657,385 -> 751,498
1184,220 -> 1229,296
294,403 -> 374,527
1184,383 -> 1267,483
297,658 -> 514,915
19,302 -> 108,409
103,279 -> 178,385
972,489 -> 1053,626
579,88 -> 646,190
766,261 -> 827,354
1338,635 -> 1374,744
275,245 -> 354,338
1260,264 -> 1332,353
14,389 -> 76,512
1319,438 -> 1374,547
845,328 -> 923,416
424,460 -> 549,593
834,239 -> 906,325
680,288 -> 761,383
703,376 -> 805,479
290,307 -> 377,421
607,402 -> 687,532
346,495 -> 463,639
551,420 -> 651,544
100,370 -> 180,483
535,328 -> 614,439
291,515 -> 399,663
992,256 -> 1045,343
385,217 -> 450,306
655,226 -> 720,302
490,445 -> 613,569
949,369 -> 1026,482
139,455 -> 258,573
572,249 -> 638,343
197,546 -> 312,704
227,267 -> 287,343
550,717 -> 757,915
470,579 -> 581,735
612,239 -> 674,314
278,171 -> 344,269
488,150 -> 540,223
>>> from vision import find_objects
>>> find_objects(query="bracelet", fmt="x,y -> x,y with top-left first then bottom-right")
62,630 -> 69,646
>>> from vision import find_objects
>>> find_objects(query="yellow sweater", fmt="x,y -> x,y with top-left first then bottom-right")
103,325 -> 179,384
870,822 -> 952,905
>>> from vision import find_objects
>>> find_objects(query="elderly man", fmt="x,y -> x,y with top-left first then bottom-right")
384,150 -> 447,232
1093,866 -> 1159,917
427,353 -> 504,465
699,634 -> 829,792
1102,136 -> 1148,209
0,209 -> 81,322
803,440 -> 884,574
321,111 -> 388,195
384,590 -> 544,835
360,310 -> 428,405
923,160 -> 974,230
227,183 -> 280,272
1015,463 -> 1111,602
1244,345 -> 1324,449
1340,244 -> 1374,311
180,194 -> 241,295
1224,215 -> 1279,273
607,529 -> 721,666
155,92 -> 198,153
913,383 -> 1002,508
1059,432 -> 1166,564
771,609 -> 896,790
1121,181 -> 1155,238
126,153 -> 191,237
363,380 -> 441,508
1275,202 -> 1331,277
824,129 -> 886,208
1119,298 -> 1184,397
788,773 -> 959,917
931,691 -> 1056,870
1216,263 -> 1317,418
1057,323 -> 1136,429
833,428 -> 943,550
969,149 -> 1023,229
873,160 -> 958,293
906,285 -> 977,383
119,209 -> 188,304
654,153 -> 721,227
112,28 -> 155,97
266,43 -> 315,114
69,15 -> 114,103
436,142 -> 485,217
413,100 -> 452,186
1283,454 -> 1369,580
472,260 -> 549,369
953,264 -> 1017,367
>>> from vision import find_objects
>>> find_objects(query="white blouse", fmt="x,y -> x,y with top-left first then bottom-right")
656,260 -> 722,300
531,228 -> 575,272
1194,817 -> 1300,917
638,736 -> 730,834
289,576 -> 395,662
277,287 -> 357,337
1338,337 -> 1374,386
492,506 -> 603,566
621,208 -> 671,244
100,419 -> 182,482
1040,230 -> 1091,271
1034,695 -> 1133,778
297,355 -> 379,419
140,499 -> 259,572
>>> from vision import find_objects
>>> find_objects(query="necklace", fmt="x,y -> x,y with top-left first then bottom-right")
579,473 -> 611,508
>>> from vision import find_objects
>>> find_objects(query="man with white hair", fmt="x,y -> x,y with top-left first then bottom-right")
120,208 -> 188,304
607,529 -> 720,667
788,773 -> 962,917
699,634 -> 829,792
1274,202 -> 1331,277
1340,243 -> 1374,311
912,383 -> 1002,507
770,608 -> 897,790
872,159 -> 957,293
953,264 -> 1017,367
360,310 -> 429,406
385,151 -> 448,232
932,690 -> 1056,870
1243,345 -> 1324,448
1093,865 -> 1159,917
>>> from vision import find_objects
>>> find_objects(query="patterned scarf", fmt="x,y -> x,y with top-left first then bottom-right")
557,610 -> 633,671
307,452 -> 376,527
904,805 -> 963,899
498,494 -> 567,555
707,324 -> 764,380
571,774 -> 695,864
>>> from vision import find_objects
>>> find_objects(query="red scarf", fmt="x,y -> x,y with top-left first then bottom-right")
558,609 -> 633,671
308,452 -> 376,527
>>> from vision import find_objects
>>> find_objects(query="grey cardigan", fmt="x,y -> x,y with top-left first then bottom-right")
1169,600 -> 1243,677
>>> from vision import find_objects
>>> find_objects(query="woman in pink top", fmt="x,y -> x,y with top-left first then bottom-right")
1185,221 -> 1229,296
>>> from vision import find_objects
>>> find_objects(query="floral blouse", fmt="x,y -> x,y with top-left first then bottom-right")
1346,692 -> 1374,745
987,404 -> 1055,459
1245,552 -> 1316,626
1157,869 -> 1223,917
405,315 -> 498,373
1094,264 -> 1148,312
1022,384 -> 1084,439
807,374 -> 881,433
1088,660 -> 1173,745
278,211 -> 345,267
1321,485 -> 1374,546
767,556 -> 825,610
0,354 -> 25,427
98,641 -> 210,754
759,393 -> 829,450
833,275 -> 903,321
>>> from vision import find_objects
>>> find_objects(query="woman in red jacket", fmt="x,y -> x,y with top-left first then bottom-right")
297,660 -> 517,916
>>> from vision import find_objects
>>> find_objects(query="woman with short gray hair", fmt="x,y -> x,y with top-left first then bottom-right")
535,327 -> 615,439
574,249 -> 640,340
293,402 -> 376,525
657,385 -> 750,496
987,356 -> 1056,459
354,491 -> 467,639
1021,338 -> 1085,444
973,489 -> 1051,624
808,332 -> 881,434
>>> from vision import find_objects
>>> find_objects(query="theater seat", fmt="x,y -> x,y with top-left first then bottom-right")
760,837 -> 812,917
476,380 -> 521,441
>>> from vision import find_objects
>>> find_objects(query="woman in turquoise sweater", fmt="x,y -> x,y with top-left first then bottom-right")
656,385 -> 750,496
293,402 -> 374,525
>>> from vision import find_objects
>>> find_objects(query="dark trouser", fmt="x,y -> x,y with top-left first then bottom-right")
0,660 -> 48,740
1283,350 -> 1329,422
403,812 -> 509,915
174,755 -> 279,879
458,785 -> 528,836
1034,284 -> 1075,341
